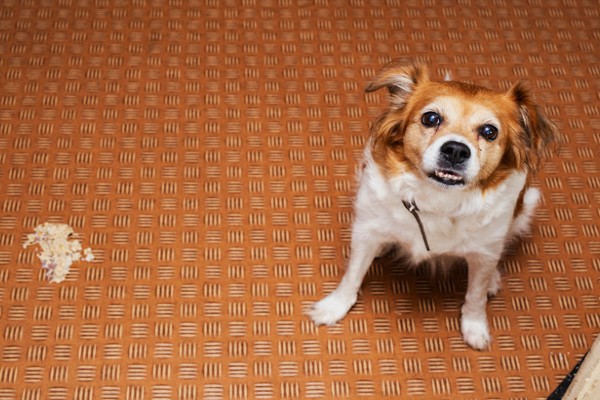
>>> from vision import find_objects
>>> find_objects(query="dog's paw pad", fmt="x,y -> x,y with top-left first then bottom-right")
308,290 -> 357,326
461,317 -> 491,350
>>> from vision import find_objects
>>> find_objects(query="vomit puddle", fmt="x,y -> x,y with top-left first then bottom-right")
23,223 -> 94,283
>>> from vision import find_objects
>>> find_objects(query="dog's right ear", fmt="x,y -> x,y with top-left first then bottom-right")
365,61 -> 429,108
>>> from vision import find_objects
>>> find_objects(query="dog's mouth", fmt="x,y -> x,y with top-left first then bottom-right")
429,169 -> 465,186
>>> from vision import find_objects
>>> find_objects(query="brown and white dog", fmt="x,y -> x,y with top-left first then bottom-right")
309,61 -> 558,350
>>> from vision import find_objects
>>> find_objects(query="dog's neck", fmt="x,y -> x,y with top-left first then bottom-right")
393,172 -> 488,217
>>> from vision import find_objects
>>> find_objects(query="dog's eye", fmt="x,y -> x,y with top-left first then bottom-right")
479,124 -> 499,141
421,112 -> 442,127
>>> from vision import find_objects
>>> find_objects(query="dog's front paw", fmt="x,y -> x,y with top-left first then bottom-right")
308,288 -> 358,326
461,316 -> 491,350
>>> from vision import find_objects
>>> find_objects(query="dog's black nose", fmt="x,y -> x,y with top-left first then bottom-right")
440,141 -> 471,166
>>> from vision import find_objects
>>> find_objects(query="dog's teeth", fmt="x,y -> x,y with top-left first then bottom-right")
435,170 -> 463,182
436,171 -> 459,180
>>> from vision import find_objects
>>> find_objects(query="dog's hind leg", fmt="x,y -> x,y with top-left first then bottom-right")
487,268 -> 502,297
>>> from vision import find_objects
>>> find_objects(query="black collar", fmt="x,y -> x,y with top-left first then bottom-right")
402,199 -> 431,252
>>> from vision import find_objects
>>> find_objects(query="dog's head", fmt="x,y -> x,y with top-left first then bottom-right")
366,61 -> 559,190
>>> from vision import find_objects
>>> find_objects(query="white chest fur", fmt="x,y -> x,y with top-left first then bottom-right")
353,150 -> 528,262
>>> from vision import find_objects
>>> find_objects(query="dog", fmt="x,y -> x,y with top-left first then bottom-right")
309,61 -> 558,350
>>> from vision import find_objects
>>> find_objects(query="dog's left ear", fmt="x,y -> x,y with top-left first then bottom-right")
508,82 -> 560,172
365,61 -> 429,108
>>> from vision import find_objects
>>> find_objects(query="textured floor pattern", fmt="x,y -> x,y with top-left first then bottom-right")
1,1 -> 599,399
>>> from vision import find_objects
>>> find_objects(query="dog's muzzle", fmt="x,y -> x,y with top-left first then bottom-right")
429,141 -> 471,186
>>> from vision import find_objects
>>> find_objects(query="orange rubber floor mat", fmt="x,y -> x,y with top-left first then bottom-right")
0,1 -> 599,399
